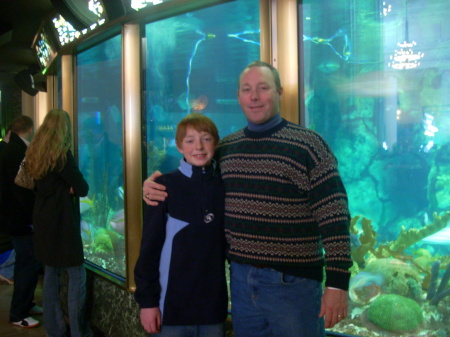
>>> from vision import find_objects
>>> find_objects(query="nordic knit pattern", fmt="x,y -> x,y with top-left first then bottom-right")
217,119 -> 352,290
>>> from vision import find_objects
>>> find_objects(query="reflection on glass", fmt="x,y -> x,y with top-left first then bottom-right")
301,0 -> 450,336
144,0 -> 260,175
77,35 -> 125,277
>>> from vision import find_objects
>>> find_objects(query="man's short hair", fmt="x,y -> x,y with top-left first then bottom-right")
239,60 -> 282,91
10,115 -> 33,134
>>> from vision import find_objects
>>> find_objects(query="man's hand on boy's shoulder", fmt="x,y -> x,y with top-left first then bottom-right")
143,171 -> 167,206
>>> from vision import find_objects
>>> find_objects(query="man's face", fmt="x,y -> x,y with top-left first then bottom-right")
237,66 -> 283,124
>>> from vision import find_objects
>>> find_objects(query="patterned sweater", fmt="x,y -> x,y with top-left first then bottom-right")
216,118 -> 352,290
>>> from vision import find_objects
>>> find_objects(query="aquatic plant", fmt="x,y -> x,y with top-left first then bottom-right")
92,228 -> 114,258
367,294 -> 423,332
146,142 -> 166,173
427,261 -> 450,306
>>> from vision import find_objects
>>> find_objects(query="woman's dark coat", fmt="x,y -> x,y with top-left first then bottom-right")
33,150 -> 88,267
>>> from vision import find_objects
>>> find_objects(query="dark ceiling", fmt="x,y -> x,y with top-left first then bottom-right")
0,0 -> 54,86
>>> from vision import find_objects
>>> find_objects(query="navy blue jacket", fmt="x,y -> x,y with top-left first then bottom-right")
134,159 -> 228,325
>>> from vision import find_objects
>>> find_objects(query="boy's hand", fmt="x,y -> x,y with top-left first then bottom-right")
140,307 -> 161,333
143,171 -> 167,206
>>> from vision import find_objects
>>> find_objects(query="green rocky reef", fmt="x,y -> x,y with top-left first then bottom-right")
367,294 -> 423,332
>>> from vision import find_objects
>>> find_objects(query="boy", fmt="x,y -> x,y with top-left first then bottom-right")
134,113 -> 228,336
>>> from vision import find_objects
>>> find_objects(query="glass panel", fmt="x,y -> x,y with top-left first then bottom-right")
77,35 -> 125,278
300,1 -> 450,336
143,0 -> 260,310
143,0 -> 260,174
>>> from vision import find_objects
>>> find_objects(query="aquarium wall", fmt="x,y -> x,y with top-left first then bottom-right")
300,0 -> 450,336
143,0 -> 260,175
76,34 -> 126,278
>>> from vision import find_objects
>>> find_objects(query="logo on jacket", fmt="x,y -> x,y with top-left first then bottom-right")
204,213 -> 214,223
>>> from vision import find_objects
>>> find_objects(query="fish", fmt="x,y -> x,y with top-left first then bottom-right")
421,226 -> 450,245
317,61 -> 340,73
350,233 -> 362,249
350,271 -> 384,289
349,271 -> 384,304
79,197 -> 93,213
118,186 -> 124,200
80,220 -> 92,245
110,209 -> 125,236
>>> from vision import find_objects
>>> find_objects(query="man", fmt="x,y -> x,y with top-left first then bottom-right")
143,61 -> 352,336
0,115 -> 42,328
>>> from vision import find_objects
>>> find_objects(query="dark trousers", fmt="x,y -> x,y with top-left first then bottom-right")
10,233 -> 42,321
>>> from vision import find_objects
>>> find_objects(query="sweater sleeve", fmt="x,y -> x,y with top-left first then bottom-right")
307,133 -> 352,290
134,180 -> 168,308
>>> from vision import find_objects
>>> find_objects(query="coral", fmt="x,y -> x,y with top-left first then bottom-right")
350,212 -> 450,263
386,212 -> 450,255
364,258 -> 422,299
350,216 -> 376,266
427,261 -> 450,306
367,294 -> 423,332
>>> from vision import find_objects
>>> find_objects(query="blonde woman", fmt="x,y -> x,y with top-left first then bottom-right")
25,109 -> 92,337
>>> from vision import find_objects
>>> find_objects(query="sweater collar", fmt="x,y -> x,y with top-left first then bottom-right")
247,114 -> 282,132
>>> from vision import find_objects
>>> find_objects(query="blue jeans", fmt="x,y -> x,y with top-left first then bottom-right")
0,249 -> 15,279
10,234 -> 42,321
153,323 -> 224,337
43,264 -> 92,337
230,262 -> 325,337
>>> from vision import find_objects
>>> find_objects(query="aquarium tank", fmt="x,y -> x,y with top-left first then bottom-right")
77,34 -> 125,278
142,0 -> 260,312
300,0 -> 450,336
143,0 -> 260,177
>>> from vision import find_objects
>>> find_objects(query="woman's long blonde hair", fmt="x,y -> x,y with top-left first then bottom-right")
25,109 -> 72,180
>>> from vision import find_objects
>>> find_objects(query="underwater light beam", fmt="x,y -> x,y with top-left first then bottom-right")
303,28 -> 351,61
185,30 -> 215,113
227,30 -> 260,46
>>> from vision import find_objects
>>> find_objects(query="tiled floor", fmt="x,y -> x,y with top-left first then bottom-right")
0,275 -> 47,336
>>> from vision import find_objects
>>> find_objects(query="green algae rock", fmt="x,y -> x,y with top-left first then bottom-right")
367,294 -> 423,332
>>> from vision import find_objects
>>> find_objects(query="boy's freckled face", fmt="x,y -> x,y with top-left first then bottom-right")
177,127 -> 216,167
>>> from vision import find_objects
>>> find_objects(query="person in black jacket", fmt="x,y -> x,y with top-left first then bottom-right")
25,109 -> 92,337
135,113 -> 227,336
0,125 -> 15,286
0,115 -> 42,328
